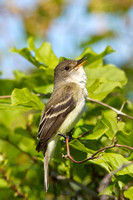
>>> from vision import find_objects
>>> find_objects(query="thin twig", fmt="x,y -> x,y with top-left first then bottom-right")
0,95 -> 11,99
70,178 -> 98,198
0,93 -> 50,99
116,144 -> 133,150
87,97 -> 133,120
119,100 -> 128,112
36,93 -> 51,97
61,136 -> 133,164
77,128 -> 93,139
111,124 -> 119,143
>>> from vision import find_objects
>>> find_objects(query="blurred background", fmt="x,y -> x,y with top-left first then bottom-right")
0,0 -> 133,97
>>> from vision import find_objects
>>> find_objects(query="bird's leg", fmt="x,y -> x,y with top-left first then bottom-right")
66,128 -> 74,142
58,133 -> 67,140
58,134 -> 71,159
58,131 -> 101,164
58,133 -> 69,143
58,128 -> 74,142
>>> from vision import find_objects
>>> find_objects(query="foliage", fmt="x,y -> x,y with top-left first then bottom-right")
89,0 -> 133,12
0,40 -> 133,200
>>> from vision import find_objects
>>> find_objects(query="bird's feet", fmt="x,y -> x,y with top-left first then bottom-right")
58,128 -> 74,142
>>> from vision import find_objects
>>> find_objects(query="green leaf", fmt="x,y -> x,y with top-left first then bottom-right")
0,124 -> 36,158
12,40 -> 59,80
84,119 -> 109,140
85,110 -> 118,140
124,186 -> 133,200
86,64 -> 127,85
116,124 -> 133,148
34,84 -> 53,94
101,110 -> 118,139
11,88 -> 44,110
86,65 -> 127,100
94,153 -> 133,175
0,109 -> 27,129
76,46 -> 127,100
0,179 -> 8,188
14,69 -> 54,90
11,47 -> 42,68
14,127 -> 34,139
77,45 -> 115,68
35,42 -> 59,68
69,139 -> 94,154
28,37 -> 36,51
28,38 -> 59,68
99,183 -> 115,196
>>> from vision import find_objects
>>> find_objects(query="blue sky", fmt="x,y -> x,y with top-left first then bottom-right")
0,0 -> 133,78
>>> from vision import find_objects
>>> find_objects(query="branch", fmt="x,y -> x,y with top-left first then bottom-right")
70,178 -> 98,198
51,171 -> 98,198
61,136 -> 133,164
98,162 -> 133,193
0,93 -> 50,99
0,168 -> 28,200
77,128 -> 93,139
0,95 -> 11,99
87,97 -> 133,120
1,94 -> 133,119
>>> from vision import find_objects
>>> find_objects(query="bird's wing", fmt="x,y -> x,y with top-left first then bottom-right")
36,84 -> 76,152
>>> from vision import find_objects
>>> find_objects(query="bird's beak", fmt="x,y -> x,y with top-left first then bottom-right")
74,57 -> 88,69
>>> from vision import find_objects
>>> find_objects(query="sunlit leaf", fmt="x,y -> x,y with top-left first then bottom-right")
11,88 -> 44,110
124,186 -> 133,200
11,47 -> 42,68
35,42 -> 59,68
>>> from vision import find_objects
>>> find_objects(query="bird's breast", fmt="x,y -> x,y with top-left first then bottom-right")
58,87 -> 87,134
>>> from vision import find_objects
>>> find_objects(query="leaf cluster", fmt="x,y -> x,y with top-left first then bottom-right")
0,39 -> 133,199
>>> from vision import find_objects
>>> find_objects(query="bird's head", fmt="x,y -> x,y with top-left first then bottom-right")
54,57 -> 88,88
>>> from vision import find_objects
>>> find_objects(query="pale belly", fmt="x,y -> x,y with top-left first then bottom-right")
58,97 -> 86,134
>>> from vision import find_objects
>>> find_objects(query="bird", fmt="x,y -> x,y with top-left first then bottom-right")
36,57 -> 88,192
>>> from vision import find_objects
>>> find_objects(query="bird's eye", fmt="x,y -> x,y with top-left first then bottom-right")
65,66 -> 69,70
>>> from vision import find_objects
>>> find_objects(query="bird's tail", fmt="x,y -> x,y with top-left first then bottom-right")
43,134 -> 60,192
44,148 -> 49,192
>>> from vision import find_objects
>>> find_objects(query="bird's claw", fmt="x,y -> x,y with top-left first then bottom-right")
58,133 -> 68,139
58,133 -> 72,143
58,128 -> 74,142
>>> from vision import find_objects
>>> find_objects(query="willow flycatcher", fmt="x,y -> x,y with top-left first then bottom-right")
36,57 -> 88,191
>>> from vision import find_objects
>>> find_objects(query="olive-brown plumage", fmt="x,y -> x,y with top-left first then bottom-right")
36,57 -> 88,191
